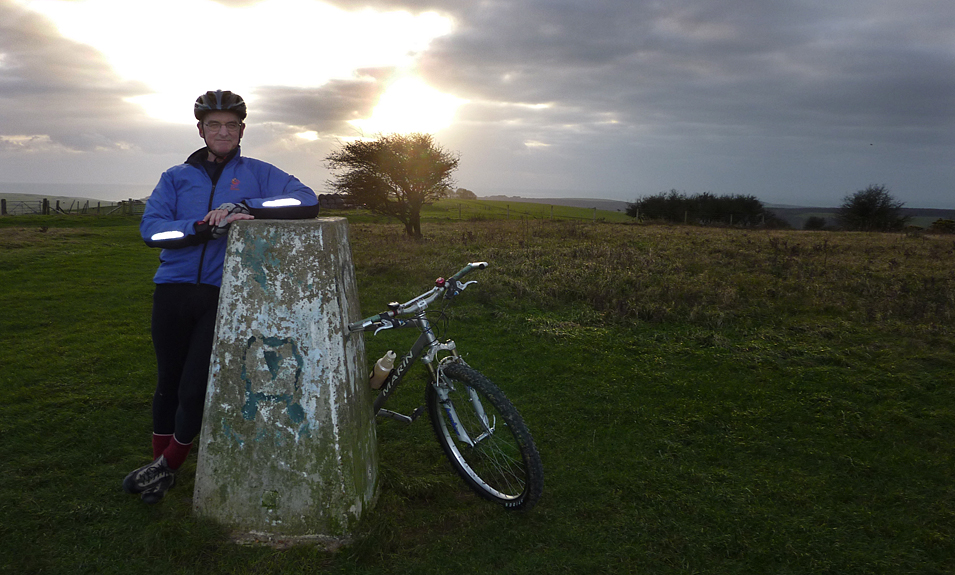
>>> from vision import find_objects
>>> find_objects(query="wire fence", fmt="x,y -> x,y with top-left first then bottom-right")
0,198 -> 145,216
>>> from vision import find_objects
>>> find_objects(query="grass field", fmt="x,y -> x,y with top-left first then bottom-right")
323,197 -> 633,225
1,212 -> 953,574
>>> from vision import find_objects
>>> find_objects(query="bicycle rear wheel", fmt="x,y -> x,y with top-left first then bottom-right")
426,361 -> 543,510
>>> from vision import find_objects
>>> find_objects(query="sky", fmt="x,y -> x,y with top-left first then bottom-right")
2,0 -> 955,208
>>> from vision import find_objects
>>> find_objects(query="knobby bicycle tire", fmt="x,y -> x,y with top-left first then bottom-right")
425,361 -> 543,510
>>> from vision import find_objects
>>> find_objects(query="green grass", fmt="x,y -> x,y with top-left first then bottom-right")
322,198 -> 632,225
1,215 -> 953,574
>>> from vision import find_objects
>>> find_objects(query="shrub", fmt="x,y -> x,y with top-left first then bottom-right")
803,216 -> 827,231
836,184 -> 908,231
929,218 -> 955,234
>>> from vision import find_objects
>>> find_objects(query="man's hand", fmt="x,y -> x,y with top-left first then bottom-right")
204,202 -> 253,226
203,209 -> 254,227
201,205 -> 254,239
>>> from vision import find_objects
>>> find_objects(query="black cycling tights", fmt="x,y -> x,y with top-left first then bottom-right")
151,283 -> 220,444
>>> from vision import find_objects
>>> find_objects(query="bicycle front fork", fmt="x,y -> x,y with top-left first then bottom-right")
432,359 -> 494,447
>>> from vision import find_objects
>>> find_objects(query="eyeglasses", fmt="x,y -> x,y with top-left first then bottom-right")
203,121 -> 242,132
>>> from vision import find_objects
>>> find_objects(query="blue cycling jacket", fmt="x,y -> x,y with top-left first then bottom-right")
140,146 -> 320,287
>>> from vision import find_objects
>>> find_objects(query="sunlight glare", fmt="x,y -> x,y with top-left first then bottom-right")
349,77 -> 468,135
20,0 -> 455,125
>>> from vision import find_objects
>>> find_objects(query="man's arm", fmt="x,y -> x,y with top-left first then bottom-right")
241,164 -> 320,219
140,172 -> 222,249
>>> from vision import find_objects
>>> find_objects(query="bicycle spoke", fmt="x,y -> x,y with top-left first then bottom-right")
426,362 -> 543,510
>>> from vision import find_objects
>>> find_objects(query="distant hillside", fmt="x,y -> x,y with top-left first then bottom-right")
0,192 -> 125,215
481,195 -> 630,213
0,192 -> 118,206
480,195 -> 955,229
0,183 -> 153,203
770,206 -> 955,229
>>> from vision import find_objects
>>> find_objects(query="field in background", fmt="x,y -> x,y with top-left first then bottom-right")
5,190 -> 953,228
1,214 -> 953,574
0,193 -> 628,222
0,193 -> 135,216
320,197 -> 632,225
769,206 -> 955,230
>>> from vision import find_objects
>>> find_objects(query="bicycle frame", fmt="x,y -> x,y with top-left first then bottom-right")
368,322 -> 487,448
346,262 -> 544,510
348,261 -> 489,423
371,314 -> 457,422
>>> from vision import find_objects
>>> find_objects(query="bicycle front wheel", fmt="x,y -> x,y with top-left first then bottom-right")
426,361 -> 543,510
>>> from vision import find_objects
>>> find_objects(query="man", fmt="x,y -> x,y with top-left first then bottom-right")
124,90 -> 319,503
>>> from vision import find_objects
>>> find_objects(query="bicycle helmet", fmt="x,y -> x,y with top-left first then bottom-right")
194,90 -> 247,121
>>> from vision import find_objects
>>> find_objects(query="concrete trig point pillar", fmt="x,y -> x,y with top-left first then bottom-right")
194,218 -> 378,548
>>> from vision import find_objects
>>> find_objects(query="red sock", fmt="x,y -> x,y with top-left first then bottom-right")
152,433 -> 173,459
162,437 -> 193,470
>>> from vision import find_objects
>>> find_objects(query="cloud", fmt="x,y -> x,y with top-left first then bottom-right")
422,0 -> 955,143
0,1 -> 162,152
3,0 -> 955,206
253,71 -> 387,135
392,0 -> 955,204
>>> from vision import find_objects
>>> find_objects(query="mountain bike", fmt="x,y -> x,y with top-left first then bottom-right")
347,262 -> 543,511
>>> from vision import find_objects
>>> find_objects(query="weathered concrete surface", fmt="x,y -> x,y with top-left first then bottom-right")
194,218 -> 377,547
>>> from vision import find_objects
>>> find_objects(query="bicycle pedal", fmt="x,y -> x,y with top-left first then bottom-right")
377,409 -> 412,424
377,407 -> 427,424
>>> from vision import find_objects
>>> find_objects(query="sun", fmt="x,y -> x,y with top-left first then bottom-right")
349,77 -> 467,135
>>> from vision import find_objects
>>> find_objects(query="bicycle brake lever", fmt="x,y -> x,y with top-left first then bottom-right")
373,315 -> 409,335
444,279 -> 478,299
373,322 -> 395,335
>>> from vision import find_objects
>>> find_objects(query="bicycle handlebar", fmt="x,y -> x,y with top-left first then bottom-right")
449,261 -> 488,281
347,261 -> 488,333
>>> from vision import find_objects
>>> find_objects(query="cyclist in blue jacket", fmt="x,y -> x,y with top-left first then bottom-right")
123,90 -> 320,503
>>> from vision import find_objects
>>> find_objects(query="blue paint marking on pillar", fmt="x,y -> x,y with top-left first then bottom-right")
239,334 -> 307,423
244,235 -> 282,288
221,420 -> 246,447
287,403 -> 306,424
263,350 -> 283,378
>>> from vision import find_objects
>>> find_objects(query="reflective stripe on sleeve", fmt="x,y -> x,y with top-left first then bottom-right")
262,198 -> 302,207
150,230 -> 186,241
